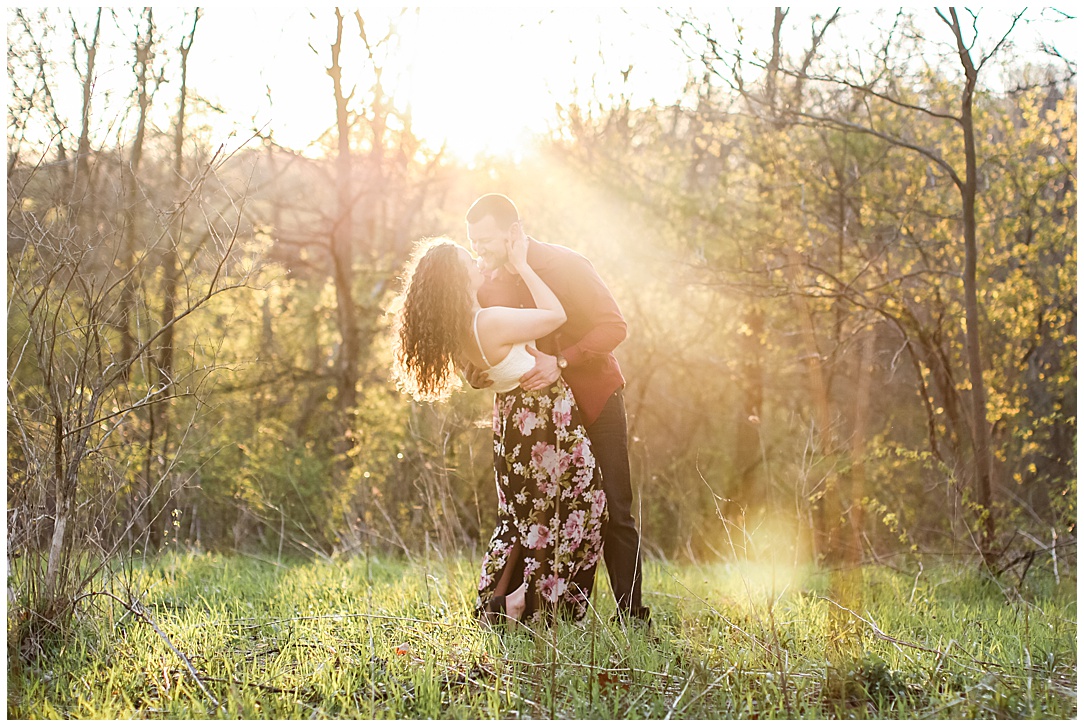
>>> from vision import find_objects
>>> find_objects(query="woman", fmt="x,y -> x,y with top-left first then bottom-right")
391,229 -> 607,626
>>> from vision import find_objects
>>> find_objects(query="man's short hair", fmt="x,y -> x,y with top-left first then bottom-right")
466,193 -> 519,228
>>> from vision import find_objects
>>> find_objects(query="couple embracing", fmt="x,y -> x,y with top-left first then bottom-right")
392,194 -> 649,629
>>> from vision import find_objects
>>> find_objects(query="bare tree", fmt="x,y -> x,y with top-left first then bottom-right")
8,146 -> 252,646
6,9 -> 260,655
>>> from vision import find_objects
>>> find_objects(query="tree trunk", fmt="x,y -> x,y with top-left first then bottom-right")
147,10 -> 199,548
949,8 -> 996,556
731,303 -> 764,526
119,9 -> 155,379
43,412 -> 68,604
787,249 -> 838,564
72,9 -> 101,207
120,9 -> 156,546
328,9 -> 360,459
847,329 -> 875,563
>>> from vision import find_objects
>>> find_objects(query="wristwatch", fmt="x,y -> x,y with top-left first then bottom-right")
556,355 -> 569,370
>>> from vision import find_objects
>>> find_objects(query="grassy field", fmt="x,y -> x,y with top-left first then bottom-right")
7,550 -> 1076,719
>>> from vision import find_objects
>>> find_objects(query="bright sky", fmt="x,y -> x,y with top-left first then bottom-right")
182,6 -> 689,160
8,6 -> 1076,162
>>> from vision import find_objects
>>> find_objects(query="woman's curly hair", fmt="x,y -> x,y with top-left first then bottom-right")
390,238 -> 474,401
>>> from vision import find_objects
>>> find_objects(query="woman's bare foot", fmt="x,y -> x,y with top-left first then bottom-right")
505,582 -> 527,623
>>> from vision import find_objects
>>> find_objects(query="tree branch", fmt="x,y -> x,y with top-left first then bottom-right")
786,111 -> 964,189
773,65 -> 960,122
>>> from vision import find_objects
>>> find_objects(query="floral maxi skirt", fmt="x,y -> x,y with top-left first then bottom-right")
474,379 -> 607,623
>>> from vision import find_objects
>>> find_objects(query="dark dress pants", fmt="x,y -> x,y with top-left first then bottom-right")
585,388 -> 649,619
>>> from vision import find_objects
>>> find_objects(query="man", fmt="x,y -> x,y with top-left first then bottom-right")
462,193 -> 650,626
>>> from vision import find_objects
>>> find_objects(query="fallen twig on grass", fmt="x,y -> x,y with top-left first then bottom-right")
82,591 -> 221,712
240,612 -> 476,632
817,595 -> 1031,692
195,675 -> 308,698
818,596 -> 945,655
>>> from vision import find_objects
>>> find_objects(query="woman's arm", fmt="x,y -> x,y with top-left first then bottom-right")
475,226 -> 567,363
507,223 -> 565,330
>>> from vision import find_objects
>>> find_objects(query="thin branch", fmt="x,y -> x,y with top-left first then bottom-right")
78,591 -> 220,710
977,10 -> 1025,71
787,111 -> 965,189
772,65 -> 960,122
818,596 -> 944,654
63,388 -> 190,438
239,611 -> 479,631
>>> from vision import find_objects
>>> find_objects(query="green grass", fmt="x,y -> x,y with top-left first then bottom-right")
7,551 -> 1076,719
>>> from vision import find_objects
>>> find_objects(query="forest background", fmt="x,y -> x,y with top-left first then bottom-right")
5,5 -> 1077,652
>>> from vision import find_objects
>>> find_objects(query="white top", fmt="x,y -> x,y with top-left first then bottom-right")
474,310 -> 535,393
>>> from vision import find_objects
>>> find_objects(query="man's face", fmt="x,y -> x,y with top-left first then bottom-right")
466,215 -> 513,273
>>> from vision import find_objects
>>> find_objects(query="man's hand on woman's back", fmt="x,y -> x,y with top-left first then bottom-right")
463,361 -> 493,389
519,345 -> 560,392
